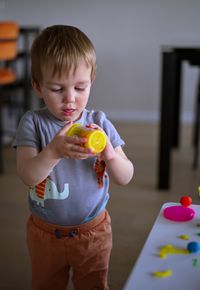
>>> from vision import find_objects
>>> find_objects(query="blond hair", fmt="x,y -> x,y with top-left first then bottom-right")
31,25 -> 96,86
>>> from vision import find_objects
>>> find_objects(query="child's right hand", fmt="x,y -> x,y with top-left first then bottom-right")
48,122 -> 95,160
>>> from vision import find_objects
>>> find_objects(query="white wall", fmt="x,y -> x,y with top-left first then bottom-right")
1,0 -> 200,123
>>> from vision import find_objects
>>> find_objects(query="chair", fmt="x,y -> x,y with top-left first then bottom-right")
0,21 -> 19,173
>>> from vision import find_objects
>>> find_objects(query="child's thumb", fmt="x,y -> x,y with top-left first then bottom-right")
57,121 -> 73,136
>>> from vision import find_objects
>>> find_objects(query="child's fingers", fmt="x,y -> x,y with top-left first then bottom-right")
86,123 -> 99,129
57,121 -> 73,136
86,123 -> 106,134
65,135 -> 87,145
69,142 -> 93,154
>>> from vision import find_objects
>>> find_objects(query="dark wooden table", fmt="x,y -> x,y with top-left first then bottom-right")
157,46 -> 200,190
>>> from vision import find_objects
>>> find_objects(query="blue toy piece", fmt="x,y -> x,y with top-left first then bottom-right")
187,241 -> 200,253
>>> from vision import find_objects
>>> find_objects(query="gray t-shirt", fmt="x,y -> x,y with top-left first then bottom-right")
13,107 -> 125,226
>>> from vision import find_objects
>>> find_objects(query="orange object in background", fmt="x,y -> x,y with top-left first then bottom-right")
0,21 -> 19,84
0,21 -> 19,59
0,22 -> 19,38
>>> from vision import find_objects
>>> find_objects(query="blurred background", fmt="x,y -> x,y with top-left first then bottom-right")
1,1 -> 200,289
1,0 -> 200,123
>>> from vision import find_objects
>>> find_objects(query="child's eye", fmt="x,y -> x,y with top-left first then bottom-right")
75,87 -> 85,92
51,88 -> 62,93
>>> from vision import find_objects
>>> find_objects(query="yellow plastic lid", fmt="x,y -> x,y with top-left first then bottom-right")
86,130 -> 106,153
66,124 -> 81,137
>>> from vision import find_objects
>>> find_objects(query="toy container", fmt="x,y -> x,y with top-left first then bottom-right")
66,123 -> 106,154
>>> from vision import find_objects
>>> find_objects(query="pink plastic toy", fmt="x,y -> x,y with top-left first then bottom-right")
163,196 -> 195,222
163,205 -> 195,222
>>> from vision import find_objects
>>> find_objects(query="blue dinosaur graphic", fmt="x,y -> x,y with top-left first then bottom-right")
29,177 -> 69,207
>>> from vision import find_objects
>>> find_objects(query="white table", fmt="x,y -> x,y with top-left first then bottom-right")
123,202 -> 200,290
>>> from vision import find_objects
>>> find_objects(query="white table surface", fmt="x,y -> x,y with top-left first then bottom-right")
123,202 -> 200,290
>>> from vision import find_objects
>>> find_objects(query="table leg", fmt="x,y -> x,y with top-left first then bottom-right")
158,51 -> 176,189
172,54 -> 182,148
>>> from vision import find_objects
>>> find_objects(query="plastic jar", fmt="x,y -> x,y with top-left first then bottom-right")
66,123 -> 106,154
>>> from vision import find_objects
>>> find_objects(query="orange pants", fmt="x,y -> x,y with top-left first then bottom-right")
27,210 -> 112,290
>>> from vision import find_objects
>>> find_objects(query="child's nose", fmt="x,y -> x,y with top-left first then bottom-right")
63,90 -> 75,102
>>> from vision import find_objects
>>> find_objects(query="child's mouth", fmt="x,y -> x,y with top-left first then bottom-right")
63,109 -> 75,116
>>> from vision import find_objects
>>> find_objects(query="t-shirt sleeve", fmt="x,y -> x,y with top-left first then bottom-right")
12,111 -> 41,151
102,115 -> 125,148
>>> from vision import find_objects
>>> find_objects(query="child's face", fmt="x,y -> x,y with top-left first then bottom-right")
33,60 -> 93,122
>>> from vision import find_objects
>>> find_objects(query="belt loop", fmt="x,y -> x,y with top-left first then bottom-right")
68,229 -> 78,237
54,228 -> 79,238
54,229 -> 62,239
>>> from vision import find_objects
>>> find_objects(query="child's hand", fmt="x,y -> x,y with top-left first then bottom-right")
86,123 -> 116,161
48,123 -> 94,160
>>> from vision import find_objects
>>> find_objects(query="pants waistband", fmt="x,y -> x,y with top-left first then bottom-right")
31,210 -> 106,239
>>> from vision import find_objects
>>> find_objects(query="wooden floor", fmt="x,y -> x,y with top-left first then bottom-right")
0,122 -> 200,290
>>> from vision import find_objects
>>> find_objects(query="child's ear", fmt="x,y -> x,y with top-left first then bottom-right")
91,75 -> 96,84
31,79 -> 43,99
